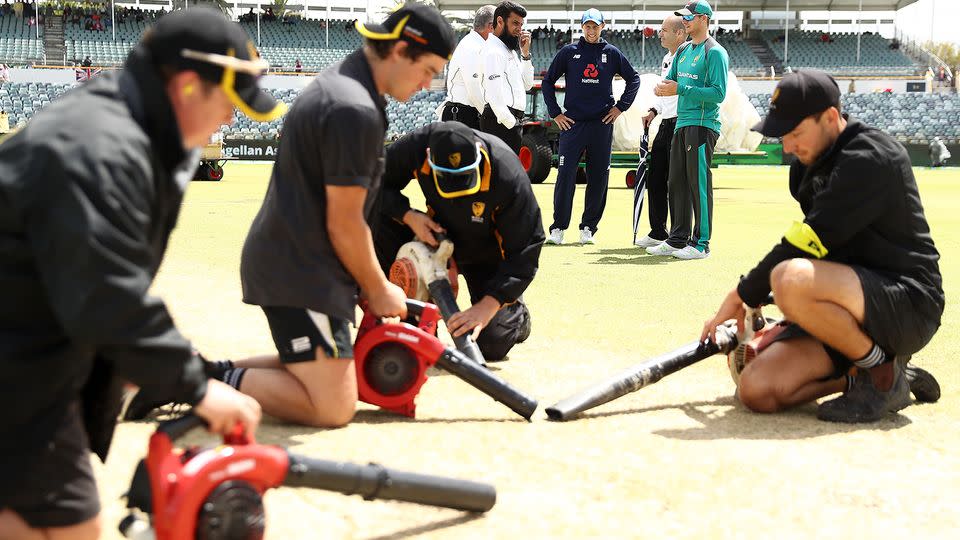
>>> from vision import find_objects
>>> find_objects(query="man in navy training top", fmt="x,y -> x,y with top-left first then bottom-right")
542,8 -> 640,245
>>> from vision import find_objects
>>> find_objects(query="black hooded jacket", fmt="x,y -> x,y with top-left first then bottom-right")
0,46 -> 208,465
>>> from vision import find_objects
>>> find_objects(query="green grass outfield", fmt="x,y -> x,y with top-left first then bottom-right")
100,164 -> 958,539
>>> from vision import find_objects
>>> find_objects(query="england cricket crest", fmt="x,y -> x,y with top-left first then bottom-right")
472,202 -> 485,223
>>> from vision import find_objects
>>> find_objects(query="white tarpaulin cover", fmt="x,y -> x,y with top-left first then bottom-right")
610,71 -> 763,153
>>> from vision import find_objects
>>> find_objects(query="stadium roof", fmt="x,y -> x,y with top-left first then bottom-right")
436,1 -> 921,12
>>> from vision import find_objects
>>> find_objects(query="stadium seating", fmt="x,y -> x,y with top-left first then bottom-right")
64,13 -> 159,66
56,16 -> 360,70
0,81 -> 72,128
238,19 -> 361,71
0,14 -> 44,64
762,30 -> 917,76
748,91 -> 960,145
6,79 -> 956,146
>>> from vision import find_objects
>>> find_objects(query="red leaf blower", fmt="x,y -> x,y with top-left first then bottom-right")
354,299 -> 538,420
119,415 -> 497,540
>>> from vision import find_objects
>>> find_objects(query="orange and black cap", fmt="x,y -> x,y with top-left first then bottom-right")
356,2 -> 457,60
145,6 -> 285,122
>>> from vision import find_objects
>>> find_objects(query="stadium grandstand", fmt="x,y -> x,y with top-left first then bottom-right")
1,1 -> 956,155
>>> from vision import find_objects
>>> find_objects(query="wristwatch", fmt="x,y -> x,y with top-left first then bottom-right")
521,53 -> 532,61
648,107 -> 658,116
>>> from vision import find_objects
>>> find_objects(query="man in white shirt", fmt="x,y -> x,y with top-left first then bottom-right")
635,15 -> 686,248
441,5 -> 495,130
479,1 -> 534,153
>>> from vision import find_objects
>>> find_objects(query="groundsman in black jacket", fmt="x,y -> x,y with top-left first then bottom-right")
375,121 -> 545,361
701,70 -> 943,424
0,8 -> 281,538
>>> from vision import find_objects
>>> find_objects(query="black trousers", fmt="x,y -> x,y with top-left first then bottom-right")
373,216 -> 531,361
665,126 -> 718,252
441,102 -> 481,130
480,105 -> 523,154
645,117 -> 677,240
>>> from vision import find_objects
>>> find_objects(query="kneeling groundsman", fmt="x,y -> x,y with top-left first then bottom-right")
375,121 -> 545,361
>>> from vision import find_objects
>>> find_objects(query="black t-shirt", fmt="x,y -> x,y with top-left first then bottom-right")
241,50 -> 388,320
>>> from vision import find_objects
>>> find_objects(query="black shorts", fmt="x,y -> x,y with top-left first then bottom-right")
0,401 -> 100,528
262,306 -> 354,362
769,265 -> 942,378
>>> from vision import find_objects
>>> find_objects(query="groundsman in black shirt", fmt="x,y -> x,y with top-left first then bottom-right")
236,4 -> 456,427
0,8 -> 278,538
701,70 -> 943,424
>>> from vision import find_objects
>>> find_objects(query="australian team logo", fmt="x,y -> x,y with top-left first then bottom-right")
449,152 -> 461,168
471,202 -> 485,223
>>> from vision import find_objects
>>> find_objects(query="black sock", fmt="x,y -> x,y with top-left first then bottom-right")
222,367 -> 247,390
204,359 -> 235,380
853,342 -> 886,369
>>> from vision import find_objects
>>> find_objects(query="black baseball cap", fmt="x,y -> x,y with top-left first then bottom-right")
144,6 -> 285,122
752,70 -> 841,137
356,2 -> 457,60
427,122 -> 485,199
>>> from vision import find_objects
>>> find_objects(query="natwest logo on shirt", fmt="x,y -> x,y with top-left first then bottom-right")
581,63 -> 601,84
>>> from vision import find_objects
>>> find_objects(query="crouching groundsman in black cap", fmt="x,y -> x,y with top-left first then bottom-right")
374,121 -> 545,361
0,7 -> 280,539
700,69 -> 943,423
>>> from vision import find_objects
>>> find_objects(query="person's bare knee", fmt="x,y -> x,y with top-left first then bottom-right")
737,366 -> 782,413
47,515 -> 102,540
287,352 -> 358,428
0,510 -> 102,540
771,258 -> 815,320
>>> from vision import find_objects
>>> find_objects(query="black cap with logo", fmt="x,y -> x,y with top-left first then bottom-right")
427,122 -> 485,198
144,6 -> 285,122
752,70 -> 841,137
356,2 -> 457,60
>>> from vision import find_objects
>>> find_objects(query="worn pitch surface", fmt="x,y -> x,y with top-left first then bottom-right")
98,165 -> 959,539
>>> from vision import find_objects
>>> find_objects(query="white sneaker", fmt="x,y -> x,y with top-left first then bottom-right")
633,235 -> 663,248
672,245 -> 709,260
579,227 -> 594,245
545,228 -> 564,245
645,242 -> 681,256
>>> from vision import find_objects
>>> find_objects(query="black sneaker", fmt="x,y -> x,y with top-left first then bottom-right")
119,388 -> 190,422
817,361 -> 911,423
904,363 -> 941,403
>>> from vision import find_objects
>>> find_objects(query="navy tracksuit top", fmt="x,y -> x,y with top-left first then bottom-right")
542,37 -> 640,122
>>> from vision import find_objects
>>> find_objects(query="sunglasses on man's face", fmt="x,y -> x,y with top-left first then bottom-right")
681,14 -> 698,22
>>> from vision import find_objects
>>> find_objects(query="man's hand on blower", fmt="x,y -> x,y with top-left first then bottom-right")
194,379 -> 262,436
700,288 -> 746,344
403,209 -> 445,247
446,296 -> 500,339
367,280 -> 409,319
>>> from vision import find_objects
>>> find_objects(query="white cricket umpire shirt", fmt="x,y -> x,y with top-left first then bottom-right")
653,51 -> 678,119
481,33 -> 534,129
445,30 -> 487,112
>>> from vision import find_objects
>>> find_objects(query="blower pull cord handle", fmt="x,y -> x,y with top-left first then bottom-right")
283,452 -> 496,513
